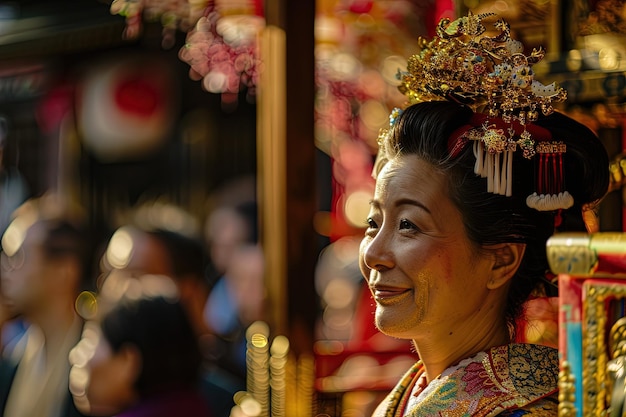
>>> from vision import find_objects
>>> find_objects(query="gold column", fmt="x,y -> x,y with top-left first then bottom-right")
257,24 -> 288,336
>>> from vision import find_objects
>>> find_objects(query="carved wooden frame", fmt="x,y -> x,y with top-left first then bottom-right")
582,280 -> 626,416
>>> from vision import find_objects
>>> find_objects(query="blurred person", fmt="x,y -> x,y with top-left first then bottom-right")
0,283 -> 27,368
68,272 -> 212,417
143,228 -> 212,338
203,200 -> 264,381
0,194 -> 91,417
146,227 -> 248,417
204,199 -> 259,286
220,244 -> 264,331
100,212 -> 245,417
0,117 -> 30,361
0,115 -> 29,237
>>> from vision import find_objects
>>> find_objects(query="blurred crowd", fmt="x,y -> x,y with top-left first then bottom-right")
0,175 -> 264,417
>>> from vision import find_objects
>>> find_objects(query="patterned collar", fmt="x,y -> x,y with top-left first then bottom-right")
375,344 -> 559,417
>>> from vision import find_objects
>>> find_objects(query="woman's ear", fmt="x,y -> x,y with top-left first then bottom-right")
486,243 -> 526,290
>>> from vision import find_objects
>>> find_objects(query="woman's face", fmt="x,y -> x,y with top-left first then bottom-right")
359,154 -> 496,340
69,321 -> 138,416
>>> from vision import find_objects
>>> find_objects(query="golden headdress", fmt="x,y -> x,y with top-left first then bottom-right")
377,12 -> 572,212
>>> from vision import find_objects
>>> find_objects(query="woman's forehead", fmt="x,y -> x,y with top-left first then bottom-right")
375,156 -> 446,198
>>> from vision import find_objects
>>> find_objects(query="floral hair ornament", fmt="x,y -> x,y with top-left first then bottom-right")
376,12 -> 572,211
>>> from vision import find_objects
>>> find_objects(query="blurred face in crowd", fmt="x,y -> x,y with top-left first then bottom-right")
1,222 -> 51,317
69,321 -> 138,416
205,207 -> 250,273
102,226 -> 172,279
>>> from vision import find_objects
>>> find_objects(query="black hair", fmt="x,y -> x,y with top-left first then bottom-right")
101,294 -> 202,397
388,101 -> 610,338
39,218 -> 94,291
233,200 -> 258,244
147,228 -> 207,285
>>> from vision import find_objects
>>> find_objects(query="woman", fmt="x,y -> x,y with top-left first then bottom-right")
359,12 -> 609,417
68,272 -> 213,417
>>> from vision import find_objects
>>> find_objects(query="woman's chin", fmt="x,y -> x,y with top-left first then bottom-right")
375,310 -> 420,340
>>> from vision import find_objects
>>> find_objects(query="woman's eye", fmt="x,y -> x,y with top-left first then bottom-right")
399,219 -> 416,230
366,218 -> 378,229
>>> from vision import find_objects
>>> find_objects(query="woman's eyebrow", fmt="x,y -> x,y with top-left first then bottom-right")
368,198 -> 431,214
395,198 -> 431,214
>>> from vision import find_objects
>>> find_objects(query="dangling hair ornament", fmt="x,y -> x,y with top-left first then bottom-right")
372,107 -> 403,177
377,12 -> 571,211
527,141 -> 572,210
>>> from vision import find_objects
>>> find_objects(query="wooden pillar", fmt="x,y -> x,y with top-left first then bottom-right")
258,0 -> 317,355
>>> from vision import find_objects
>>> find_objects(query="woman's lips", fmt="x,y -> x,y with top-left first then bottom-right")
372,286 -> 411,305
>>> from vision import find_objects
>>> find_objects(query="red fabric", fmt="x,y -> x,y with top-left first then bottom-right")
35,84 -> 74,134
596,253 -> 626,274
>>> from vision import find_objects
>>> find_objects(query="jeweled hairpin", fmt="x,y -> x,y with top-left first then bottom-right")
376,12 -> 572,211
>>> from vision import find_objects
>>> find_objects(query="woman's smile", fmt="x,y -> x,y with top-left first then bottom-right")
371,284 -> 412,305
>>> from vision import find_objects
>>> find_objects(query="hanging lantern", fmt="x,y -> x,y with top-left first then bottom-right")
76,53 -> 178,162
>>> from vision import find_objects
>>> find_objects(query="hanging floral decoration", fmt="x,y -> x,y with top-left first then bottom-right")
178,1 -> 265,105
109,0 -> 265,105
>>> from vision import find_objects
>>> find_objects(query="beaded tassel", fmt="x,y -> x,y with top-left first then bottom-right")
473,141 -> 513,197
526,142 -> 573,211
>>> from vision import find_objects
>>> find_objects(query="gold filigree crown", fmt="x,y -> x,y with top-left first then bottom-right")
375,12 -> 574,213
397,12 -> 566,120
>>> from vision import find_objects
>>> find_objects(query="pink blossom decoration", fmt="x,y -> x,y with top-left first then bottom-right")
178,3 -> 264,105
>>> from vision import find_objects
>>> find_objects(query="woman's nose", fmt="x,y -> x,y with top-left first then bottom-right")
361,235 -> 394,272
